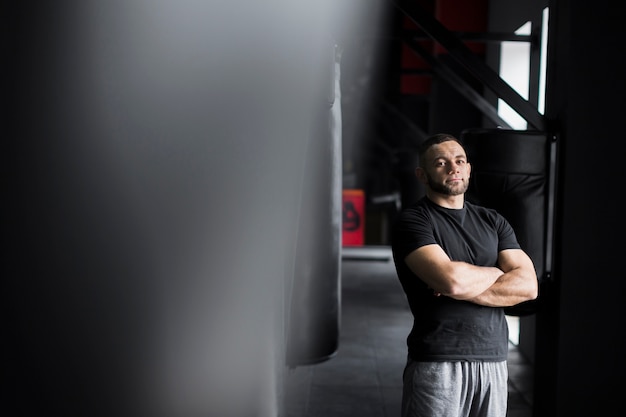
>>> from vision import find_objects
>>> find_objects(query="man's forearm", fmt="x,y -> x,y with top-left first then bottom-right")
441,262 -> 503,300
467,268 -> 538,307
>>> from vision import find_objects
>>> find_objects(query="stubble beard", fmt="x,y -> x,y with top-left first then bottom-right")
426,174 -> 468,196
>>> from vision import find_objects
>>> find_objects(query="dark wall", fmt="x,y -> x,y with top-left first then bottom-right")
534,0 -> 626,416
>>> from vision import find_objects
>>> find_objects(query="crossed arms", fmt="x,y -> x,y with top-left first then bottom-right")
404,244 -> 538,307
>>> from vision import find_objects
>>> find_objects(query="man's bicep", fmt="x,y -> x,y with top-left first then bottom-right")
404,244 -> 452,292
497,248 -> 535,273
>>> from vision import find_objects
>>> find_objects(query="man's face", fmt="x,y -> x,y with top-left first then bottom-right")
420,140 -> 471,196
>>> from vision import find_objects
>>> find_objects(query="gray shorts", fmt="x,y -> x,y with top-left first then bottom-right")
401,359 -> 508,417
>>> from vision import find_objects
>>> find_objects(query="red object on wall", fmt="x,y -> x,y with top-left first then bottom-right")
435,0 -> 488,55
401,74 -> 432,95
399,0 -> 488,95
400,40 -> 433,95
342,189 -> 365,246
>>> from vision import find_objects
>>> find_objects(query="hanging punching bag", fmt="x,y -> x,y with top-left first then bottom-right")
461,128 -> 551,316
285,46 -> 342,366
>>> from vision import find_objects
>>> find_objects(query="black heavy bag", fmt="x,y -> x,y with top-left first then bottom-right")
461,128 -> 551,316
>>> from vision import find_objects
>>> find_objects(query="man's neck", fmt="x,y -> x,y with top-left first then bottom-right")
425,190 -> 464,209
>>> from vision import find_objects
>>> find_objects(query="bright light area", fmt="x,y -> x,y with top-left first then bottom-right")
498,22 -> 531,130
506,315 -> 520,345
538,7 -> 549,114
498,7 -> 549,129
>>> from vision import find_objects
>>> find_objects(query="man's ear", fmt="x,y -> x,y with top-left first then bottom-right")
415,167 -> 427,184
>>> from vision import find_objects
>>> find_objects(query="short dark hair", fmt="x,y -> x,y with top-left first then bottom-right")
417,133 -> 464,167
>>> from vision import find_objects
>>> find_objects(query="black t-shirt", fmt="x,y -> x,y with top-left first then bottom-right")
391,196 -> 521,361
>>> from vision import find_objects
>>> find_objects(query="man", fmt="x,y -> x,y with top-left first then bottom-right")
391,133 -> 538,417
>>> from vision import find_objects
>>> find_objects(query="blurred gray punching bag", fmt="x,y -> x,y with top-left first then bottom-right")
461,129 -> 552,316
285,47 -> 342,366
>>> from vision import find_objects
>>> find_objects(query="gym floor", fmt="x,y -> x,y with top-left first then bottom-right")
284,246 -> 534,417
